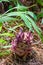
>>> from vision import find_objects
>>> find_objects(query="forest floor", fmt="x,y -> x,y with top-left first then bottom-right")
0,0 -> 43,65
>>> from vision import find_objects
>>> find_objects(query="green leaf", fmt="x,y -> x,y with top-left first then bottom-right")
26,15 -> 43,42
8,5 -> 13,10
0,39 -> 7,44
0,23 -> 2,31
0,32 -> 14,36
6,11 -> 37,21
37,0 -> 43,6
16,4 -> 28,11
37,13 -> 43,19
20,14 -> 33,31
0,16 -> 18,22
26,11 -> 37,21
7,12 -> 23,16
0,0 -> 9,2
0,50 -> 11,57
0,45 -> 11,49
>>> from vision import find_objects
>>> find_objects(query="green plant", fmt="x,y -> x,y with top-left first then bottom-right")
36,0 -> 43,6
0,3 -> 43,42
37,8 -> 43,19
0,0 -> 9,2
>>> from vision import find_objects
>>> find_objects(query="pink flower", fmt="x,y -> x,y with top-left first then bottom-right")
11,29 -> 33,51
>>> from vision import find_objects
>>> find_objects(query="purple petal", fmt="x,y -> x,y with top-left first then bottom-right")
16,28 -> 24,42
11,39 -> 17,49
11,30 -> 33,51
